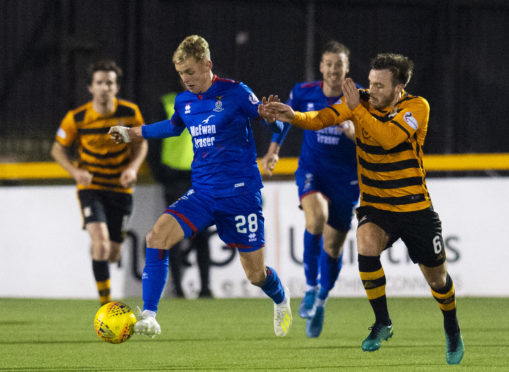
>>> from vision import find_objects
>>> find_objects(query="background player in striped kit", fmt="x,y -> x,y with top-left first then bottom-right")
51,59 -> 147,305
261,41 -> 359,338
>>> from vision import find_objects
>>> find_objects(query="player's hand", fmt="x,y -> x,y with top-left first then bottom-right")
342,78 -> 360,110
264,101 -> 295,123
258,95 -> 280,122
260,152 -> 279,176
120,167 -> 137,188
72,169 -> 93,186
109,126 -> 131,143
339,120 -> 355,141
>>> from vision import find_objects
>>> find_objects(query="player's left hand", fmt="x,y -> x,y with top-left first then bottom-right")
120,168 -> 137,188
342,78 -> 360,110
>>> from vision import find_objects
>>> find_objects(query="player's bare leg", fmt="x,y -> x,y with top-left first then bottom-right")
88,222 -> 113,304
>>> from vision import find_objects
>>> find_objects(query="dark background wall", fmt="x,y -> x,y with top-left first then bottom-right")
1,0 -> 508,161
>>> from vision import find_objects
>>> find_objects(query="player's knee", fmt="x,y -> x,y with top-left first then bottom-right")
427,274 -> 447,290
146,229 -> 159,248
323,244 -> 342,259
91,239 -> 111,260
108,244 -> 122,263
305,214 -> 326,234
146,228 -> 173,250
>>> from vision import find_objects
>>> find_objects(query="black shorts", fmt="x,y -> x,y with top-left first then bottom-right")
78,189 -> 133,243
356,206 -> 446,267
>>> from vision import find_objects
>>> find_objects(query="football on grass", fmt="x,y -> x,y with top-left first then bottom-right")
94,301 -> 137,344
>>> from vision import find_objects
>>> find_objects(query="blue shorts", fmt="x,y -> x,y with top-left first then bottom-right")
164,188 -> 265,252
295,165 -> 360,232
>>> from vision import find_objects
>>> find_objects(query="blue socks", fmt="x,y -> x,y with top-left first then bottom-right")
261,266 -> 285,304
303,230 -> 323,286
318,251 -> 343,300
142,247 -> 169,312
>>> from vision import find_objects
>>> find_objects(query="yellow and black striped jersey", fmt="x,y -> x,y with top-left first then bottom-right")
55,98 -> 144,194
291,90 -> 431,212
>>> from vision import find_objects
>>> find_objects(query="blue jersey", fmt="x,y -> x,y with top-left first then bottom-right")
273,81 -> 359,182
145,76 -> 274,197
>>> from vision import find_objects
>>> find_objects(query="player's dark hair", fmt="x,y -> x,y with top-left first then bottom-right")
322,40 -> 350,58
86,59 -> 123,85
370,53 -> 414,86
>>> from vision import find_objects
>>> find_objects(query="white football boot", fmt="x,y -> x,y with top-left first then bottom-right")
134,309 -> 161,338
274,287 -> 292,337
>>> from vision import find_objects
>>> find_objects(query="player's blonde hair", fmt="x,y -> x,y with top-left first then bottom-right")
172,35 -> 211,65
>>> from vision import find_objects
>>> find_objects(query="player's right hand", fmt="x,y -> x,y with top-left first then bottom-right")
260,152 -> 279,176
108,126 -> 131,143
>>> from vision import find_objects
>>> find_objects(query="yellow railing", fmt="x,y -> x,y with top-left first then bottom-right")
1,153 -> 509,180
255,153 -> 509,175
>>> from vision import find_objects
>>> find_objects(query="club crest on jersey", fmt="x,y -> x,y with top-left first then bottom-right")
362,128 -> 371,140
249,93 -> 259,105
306,102 -> 315,111
213,96 -> 224,112
185,103 -> 191,114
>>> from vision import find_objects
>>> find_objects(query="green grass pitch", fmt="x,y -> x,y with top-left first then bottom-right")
0,297 -> 507,371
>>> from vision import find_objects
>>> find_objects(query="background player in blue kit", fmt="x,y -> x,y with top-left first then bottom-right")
109,35 -> 292,337
261,41 -> 360,338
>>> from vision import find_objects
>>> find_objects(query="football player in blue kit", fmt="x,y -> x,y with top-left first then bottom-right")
109,35 -> 292,337
261,41 -> 360,338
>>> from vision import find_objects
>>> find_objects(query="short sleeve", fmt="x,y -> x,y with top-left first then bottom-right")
55,111 -> 78,147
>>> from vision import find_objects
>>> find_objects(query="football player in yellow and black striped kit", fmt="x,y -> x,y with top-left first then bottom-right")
259,53 -> 464,365
51,60 -> 147,305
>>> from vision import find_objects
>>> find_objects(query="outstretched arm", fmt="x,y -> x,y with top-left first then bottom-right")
259,97 -> 296,124
109,120 -> 185,143
109,126 -> 143,143
260,94 -> 352,131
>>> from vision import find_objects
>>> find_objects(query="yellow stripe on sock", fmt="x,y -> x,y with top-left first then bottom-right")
96,279 -> 111,291
431,284 -> 455,299
99,295 -> 111,305
360,268 -> 385,281
97,279 -> 111,305
366,285 -> 386,300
